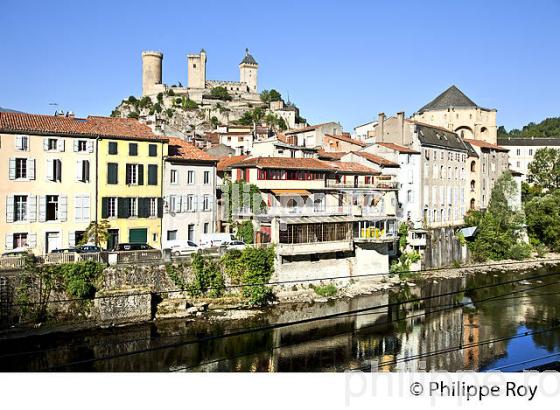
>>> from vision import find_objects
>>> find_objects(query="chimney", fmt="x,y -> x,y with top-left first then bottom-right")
377,112 -> 385,140
397,111 -> 405,134
66,111 -> 75,118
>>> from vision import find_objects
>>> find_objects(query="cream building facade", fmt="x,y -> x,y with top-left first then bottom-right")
498,137 -> 560,182
412,85 -> 498,144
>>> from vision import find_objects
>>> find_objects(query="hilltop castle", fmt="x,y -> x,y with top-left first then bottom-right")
141,48 -> 260,103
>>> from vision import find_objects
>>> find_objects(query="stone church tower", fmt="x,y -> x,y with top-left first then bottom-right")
239,48 -> 258,93
187,49 -> 207,89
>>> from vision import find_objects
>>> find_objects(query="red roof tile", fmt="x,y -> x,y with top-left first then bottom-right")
355,152 -> 400,167
330,161 -> 380,175
232,157 -> 334,171
376,142 -> 420,154
167,137 -> 216,162
464,138 -> 509,152
324,133 -> 367,147
0,112 -> 164,141
317,149 -> 348,160
217,155 -> 249,171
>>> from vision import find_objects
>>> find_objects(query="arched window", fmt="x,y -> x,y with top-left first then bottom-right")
470,180 -> 475,192
470,198 -> 476,210
470,161 -> 476,172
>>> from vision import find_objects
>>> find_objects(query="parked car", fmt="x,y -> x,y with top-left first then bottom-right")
166,240 -> 200,256
75,245 -> 102,253
50,247 -> 77,254
200,233 -> 236,249
1,247 -> 31,257
113,243 -> 154,252
220,240 -> 247,251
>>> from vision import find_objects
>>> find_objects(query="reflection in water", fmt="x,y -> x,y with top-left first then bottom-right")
1,268 -> 560,372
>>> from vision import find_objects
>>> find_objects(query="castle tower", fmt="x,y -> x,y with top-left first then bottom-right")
239,48 -> 258,93
142,51 -> 163,96
187,48 -> 207,89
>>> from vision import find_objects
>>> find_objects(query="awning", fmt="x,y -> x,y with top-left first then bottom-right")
279,215 -> 373,225
271,189 -> 311,196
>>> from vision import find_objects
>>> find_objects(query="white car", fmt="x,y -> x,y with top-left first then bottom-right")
221,240 -> 247,251
167,240 -> 200,256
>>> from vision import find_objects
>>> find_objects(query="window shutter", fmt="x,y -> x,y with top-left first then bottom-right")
46,159 -> 53,181
68,231 -> 76,247
8,158 -> 15,180
84,160 -> 90,182
75,195 -> 83,221
73,140 -> 79,152
27,195 -> 37,222
56,159 -> 62,182
125,164 -> 131,185
101,197 -> 109,219
27,233 -> 37,248
5,234 -> 13,250
76,160 -> 83,181
108,163 -> 118,184
118,198 -> 130,218
148,164 -> 157,185
163,196 -> 169,214
139,198 -> 149,218
57,139 -> 65,152
87,140 -> 94,153
83,195 -> 90,221
27,159 -> 35,180
15,136 -> 22,151
38,196 -> 46,222
138,164 -> 144,185
59,195 -> 68,222
157,198 -> 164,218
43,138 -> 49,151
6,196 -> 14,223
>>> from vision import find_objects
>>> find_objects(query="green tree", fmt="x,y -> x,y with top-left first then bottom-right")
127,111 -> 139,119
525,190 -> 560,251
210,116 -> 220,128
138,96 -> 152,109
527,148 -> 560,190
80,220 -> 110,247
260,89 -> 282,104
469,172 -> 528,261
222,179 -> 267,222
182,97 -> 198,110
498,117 -> 560,138
210,86 -> 232,101
235,220 -> 254,244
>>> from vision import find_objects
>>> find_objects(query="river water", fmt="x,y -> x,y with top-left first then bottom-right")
1,267 -> 560,372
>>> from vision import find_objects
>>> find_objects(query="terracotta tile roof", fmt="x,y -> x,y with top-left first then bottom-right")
355,152 -> 400,168
232,156 -> 334,171
330,161 -> 381,175
317,149 -> 348,160
217,155 -> 249,171
464,138 -> 509,152
166,137 -> 216,162
0,112 -> 165,141
284,122 -> 337,135
324,133 -> 367,147
376,142 -> 420,154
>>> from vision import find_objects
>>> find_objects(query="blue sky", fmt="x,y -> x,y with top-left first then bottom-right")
1,0 -> 559,131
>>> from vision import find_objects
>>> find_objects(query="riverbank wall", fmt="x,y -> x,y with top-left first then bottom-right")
2,254 -> 560,336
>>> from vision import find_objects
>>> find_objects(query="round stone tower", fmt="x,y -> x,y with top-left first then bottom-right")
142,51 -> 163,96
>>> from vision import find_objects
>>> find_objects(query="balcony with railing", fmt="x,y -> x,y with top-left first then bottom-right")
353,219 -> 398,243
234,204 -> 386,218
325,177 -> 398,190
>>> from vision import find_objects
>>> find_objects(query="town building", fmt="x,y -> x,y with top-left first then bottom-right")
283,122 -> 343,148
464,139 -> 509,210
498,137 -> 560,181
162,137 -> 218,246
0,112 -> 167,253
251,136 -> 318,158
228,157 -> 399,280
369,114 -> 470,228
411,85 -> 498,144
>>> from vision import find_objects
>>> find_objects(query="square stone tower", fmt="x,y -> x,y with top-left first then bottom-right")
239,48 -> 258,93
187,49 -> 207,89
